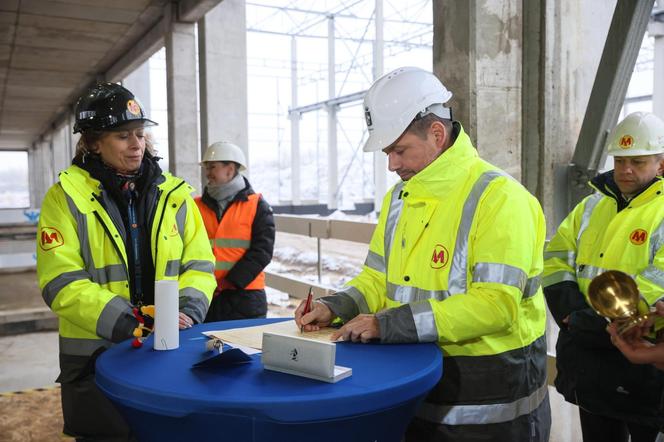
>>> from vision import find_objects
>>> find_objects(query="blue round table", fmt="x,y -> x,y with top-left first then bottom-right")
96,318 -> 442,442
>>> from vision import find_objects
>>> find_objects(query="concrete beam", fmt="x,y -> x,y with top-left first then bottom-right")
105,8 -> 169,82
178,0 -> 222,22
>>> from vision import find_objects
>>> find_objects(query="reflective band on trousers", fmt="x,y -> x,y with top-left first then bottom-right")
417,382 -> 549,425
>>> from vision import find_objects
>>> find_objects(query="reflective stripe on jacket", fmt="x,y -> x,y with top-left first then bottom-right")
37,164 -> 216,358
320,125 -> 548,428
195,193 -> 266,290
543,178 -> 664,306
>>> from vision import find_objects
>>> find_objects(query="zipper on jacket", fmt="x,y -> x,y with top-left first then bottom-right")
92,211 -> 130,294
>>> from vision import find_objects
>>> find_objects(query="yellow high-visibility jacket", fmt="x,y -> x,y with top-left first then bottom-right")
543,172 -> 664,426
544,177 -> 664,304
37,164 -> 216,367
319,125 -> 549,435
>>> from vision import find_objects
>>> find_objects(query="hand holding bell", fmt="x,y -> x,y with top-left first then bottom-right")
587,270 -> 653,335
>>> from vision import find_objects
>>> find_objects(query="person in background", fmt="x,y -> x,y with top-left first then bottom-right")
196,141 -> 275,322
36,83 -> 216,441
543,112 -> 664,442
296,66 -> 550,441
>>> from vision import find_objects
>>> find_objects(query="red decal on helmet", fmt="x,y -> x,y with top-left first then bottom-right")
619,135 -> 633,149
127,99 -> 141,116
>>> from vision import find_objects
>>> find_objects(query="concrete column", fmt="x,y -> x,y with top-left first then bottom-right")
28,145 -> 37,208
31,137 -> 54,207
123,60 -> 152,118
650,20 -> 664,119
372,0 -> 387,213
166,19 -> 200,191
198,0 -> 248,171
51,125 -> 68,176
433,0 -> 522,179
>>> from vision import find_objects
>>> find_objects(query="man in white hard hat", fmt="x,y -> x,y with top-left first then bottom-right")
544,112 -> 664,442
195,141 -> 275,322
295,66 -> 551,441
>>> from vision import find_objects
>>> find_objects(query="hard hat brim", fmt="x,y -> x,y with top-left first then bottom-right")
610,149 -> 664,157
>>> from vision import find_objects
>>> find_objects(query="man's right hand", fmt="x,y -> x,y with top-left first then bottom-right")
295,299 -> 334,331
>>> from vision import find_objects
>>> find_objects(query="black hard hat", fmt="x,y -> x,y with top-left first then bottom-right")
73,83 -> 157,134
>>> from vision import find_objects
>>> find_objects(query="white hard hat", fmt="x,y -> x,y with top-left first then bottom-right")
606,112 -> 664,157
362,66 -> 453,152
201,141 -> 247,170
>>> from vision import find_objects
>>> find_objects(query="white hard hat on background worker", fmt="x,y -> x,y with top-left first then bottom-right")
606,111 -> 664,156
201,141 -> 247,171
362,66 -> 453,152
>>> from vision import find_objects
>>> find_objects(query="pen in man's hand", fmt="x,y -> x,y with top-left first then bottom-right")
300,286 -> 314,333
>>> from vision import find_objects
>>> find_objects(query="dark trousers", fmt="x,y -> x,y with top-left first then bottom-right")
579,408 -> 659,442
61,374 -> 136,442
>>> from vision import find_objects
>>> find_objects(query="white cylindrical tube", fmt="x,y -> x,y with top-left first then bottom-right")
153,280 -> 179,350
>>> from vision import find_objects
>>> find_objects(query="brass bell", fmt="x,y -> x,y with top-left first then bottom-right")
587,270 -> 652,334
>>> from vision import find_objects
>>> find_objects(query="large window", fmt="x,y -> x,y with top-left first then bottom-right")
0,151 -> 30,209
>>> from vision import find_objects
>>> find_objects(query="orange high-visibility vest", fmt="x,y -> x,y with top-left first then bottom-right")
195,194 -> 266,290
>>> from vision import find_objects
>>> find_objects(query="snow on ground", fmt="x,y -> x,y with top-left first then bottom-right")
266,213 -> 373,316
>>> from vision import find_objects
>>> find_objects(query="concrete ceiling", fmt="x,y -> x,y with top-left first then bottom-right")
0,0 -> 171,151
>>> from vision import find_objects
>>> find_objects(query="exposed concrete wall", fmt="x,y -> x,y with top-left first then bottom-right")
433,0 -> 522,179
198,0 -> 248,170
433,0 -> 615,235
541,0 -> 616,234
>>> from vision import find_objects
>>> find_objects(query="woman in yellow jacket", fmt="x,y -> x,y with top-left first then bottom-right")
36,83 -> 216,441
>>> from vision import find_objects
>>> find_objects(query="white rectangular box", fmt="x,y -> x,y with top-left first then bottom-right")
261,332 -> 351,383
